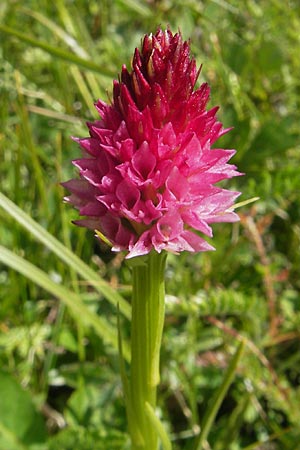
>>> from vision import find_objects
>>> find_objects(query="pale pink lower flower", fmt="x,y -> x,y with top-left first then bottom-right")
63,29 -> 242,258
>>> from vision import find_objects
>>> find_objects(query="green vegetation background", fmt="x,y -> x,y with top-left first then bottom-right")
0,0 -> 299,449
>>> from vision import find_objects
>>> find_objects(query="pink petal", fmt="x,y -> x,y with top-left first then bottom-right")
165,167 -> 189,201
116,179 -> 141,210
132,142 -> 156,180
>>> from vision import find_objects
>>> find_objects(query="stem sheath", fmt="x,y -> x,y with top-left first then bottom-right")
128,251 -> 167,449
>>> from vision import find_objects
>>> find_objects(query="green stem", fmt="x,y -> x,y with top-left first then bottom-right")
128,251 -> 167,450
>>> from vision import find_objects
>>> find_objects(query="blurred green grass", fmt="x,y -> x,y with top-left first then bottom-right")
0,1 -> 300,449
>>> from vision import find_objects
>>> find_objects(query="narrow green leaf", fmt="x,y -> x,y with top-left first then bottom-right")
145,402 -> 172,450
117,307 -> 136,441
116,0 -> 152,17
0,192 -> 131,320
0,246 -> 130,361
227,196 -> 260,211
26,105 -> 82,124
14,71 -> 49,213
21,7 -> 89,59
193,339 -> 246,450
69,65 -> 98,116
0,25 -> 113,75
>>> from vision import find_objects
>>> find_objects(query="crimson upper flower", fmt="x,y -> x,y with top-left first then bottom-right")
63,28 -> 241,258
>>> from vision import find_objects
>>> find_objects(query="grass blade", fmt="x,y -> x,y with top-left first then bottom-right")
0,25 -> 113,75
0,192 -> 131,320
26,104 -> 83,124
116,0 -> 152,17
14,71 -> 49,213
193,339 -> 246,450
21,7 -> 89,59
0,245 -> 130,361
69,65 -> 98,116
145,402 -> 172,450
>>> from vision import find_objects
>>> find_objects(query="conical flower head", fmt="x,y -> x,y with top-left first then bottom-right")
63,29 -> 242,258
